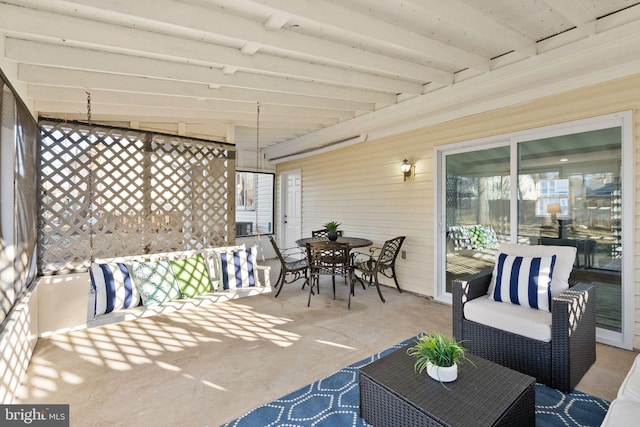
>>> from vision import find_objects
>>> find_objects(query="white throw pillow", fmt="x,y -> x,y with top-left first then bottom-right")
489,243 -> 576,297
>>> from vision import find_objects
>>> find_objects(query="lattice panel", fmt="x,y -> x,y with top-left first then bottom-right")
39,120 -> 233,274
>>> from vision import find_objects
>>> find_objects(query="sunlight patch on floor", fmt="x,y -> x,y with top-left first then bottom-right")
17,300 -> 301,401
315,340 -> 357,350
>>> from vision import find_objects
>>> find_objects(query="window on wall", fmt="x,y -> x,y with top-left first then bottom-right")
235,171 -> 274,237
236,172 -> 255,210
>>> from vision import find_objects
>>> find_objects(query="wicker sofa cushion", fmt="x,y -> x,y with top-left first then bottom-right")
617,353 -> 640,401
490,253 -> 556,312
464,295 -> 552,342
490,243 -> 575,297
602,353 -> 640,426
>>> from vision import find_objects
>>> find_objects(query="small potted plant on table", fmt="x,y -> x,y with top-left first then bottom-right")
407,332 -> 471,383
324,220 -> 341,241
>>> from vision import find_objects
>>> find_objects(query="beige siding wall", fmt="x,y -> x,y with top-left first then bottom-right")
277,73 -> 640,347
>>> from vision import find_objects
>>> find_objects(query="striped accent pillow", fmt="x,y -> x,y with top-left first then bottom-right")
490,253 -> 556,312
219,247 -> 257,290
89,262 -> 140,316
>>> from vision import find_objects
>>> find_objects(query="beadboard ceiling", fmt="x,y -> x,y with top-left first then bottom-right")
2,0 -> 640,163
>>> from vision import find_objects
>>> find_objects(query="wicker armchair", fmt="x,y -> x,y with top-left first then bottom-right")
452,266 -> 596,393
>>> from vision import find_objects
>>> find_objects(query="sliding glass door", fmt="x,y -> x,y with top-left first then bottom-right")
436,112 -> 632,349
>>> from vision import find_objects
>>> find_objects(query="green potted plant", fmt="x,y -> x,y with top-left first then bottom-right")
323,220 -> 341,241
407,332 -> 472,383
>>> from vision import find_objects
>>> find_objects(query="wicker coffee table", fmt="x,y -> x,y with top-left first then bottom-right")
359,344 -> 535,427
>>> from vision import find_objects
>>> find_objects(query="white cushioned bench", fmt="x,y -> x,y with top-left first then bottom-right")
86,245 -> 271,328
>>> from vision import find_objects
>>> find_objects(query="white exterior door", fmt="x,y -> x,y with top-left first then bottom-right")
282,169 -> 302,250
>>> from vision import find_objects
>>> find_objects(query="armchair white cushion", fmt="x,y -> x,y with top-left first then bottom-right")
464,296 -> 552,342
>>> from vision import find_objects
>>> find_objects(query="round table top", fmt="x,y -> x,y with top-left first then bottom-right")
295,236 -> 373,248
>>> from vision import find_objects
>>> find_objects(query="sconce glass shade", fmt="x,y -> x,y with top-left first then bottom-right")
401,159 -> 412,181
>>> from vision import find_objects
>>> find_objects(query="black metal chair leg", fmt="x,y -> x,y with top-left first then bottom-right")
391,267 -> 402,293
373,273 -> 386,303
274,271 -> 285,297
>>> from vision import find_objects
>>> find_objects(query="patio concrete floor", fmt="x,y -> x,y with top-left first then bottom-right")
16,258 -> 638,426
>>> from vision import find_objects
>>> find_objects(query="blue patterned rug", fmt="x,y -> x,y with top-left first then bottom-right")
222,336 -> 609,427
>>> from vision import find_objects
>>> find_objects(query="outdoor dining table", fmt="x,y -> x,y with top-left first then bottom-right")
295,236 -> 373,248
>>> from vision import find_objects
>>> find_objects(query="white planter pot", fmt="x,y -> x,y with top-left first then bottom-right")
426,362 -> 458,382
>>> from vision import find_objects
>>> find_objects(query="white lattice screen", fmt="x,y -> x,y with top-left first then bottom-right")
38,119 -> 235,275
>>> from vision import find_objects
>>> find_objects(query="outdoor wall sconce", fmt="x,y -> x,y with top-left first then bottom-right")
547,203 -> 561,223
400,159 -> 412,181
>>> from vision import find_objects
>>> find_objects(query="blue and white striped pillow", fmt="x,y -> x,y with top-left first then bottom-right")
89,262 -> 140,316
219,246 -> 257,289
490,253 -> 556,312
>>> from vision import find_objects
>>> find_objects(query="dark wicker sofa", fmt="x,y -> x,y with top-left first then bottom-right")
452,269 -> 596,393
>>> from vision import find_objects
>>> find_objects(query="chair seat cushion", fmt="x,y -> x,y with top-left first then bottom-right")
285,258 -> 308,270
464,295 -> 552,342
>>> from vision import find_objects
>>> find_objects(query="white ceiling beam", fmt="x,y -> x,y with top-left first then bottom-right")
6,38 -> 396,104
27,85 -> 356,120
266,22 -> 640,161
35,100 -> 339,126
0,3 -> 423,95
248,0 -> 490,71
13,0 -> 452,83
264,12 -> 289,31
404,0 -> 537,56
18,64 -> 376,112
542,0 -> 597,35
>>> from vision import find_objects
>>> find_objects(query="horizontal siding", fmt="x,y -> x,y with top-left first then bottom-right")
277,73 -> 640,347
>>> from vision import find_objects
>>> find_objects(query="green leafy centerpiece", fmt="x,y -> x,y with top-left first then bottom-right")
407,332 -> 471,383
323,220 -> 341,241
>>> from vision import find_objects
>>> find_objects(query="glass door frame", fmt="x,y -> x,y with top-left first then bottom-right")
434,111 -> 634,349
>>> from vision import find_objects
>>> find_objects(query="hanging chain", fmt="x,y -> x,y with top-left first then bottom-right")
86,91 -> 92,124
86,91 -> 95,262
255,102 -> 264,261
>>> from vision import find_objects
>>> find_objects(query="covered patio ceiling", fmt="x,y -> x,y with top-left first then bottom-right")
2,0 -> 640,162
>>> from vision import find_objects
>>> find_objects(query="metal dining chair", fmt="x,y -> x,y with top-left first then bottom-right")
352,236 -> 405,303
268,235 -> 309,297
305,241 -> 355,309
